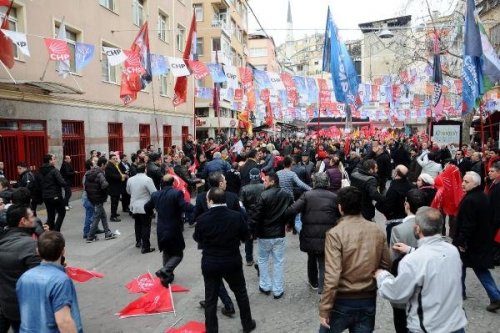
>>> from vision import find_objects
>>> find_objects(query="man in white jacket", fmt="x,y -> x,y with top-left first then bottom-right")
375,206 -> 467,333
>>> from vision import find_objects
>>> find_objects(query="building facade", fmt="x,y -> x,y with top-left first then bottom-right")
247,33 -> 280,72
0,0 -> 194,184
192,0 -> 248,140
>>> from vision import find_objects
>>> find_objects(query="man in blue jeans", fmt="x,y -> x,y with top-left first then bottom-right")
252,172 -> 293,299
319,187 -> 390,332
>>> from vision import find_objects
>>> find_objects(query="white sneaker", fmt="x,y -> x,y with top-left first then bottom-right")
65,206 -> 70,211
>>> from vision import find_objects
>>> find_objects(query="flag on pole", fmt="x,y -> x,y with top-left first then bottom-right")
173,12 -> 196,107
75,42 -> 94,71
431,32 -> 444,119
0,0 -> 15,69
461,0 -> 484,115
322,7 -> 359,114
1,30 -> 29,56
120,21 -> 152,105
478,19 -> 500,90
65,267 -> 105,283
56,20 -> 71,77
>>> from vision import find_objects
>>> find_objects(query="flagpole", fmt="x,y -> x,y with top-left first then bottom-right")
193,75 -> 196,141
0,61 -> 16,83
168,283 -> 176,317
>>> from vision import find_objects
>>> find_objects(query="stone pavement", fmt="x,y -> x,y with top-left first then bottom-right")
36,200 -> 500,333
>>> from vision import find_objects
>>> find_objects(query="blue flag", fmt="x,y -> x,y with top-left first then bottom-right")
150,54 -> 168,76
306,77 -> 318,104
253,69 -> 272,89
322,7 -> 359,108
207,63 -> 226,83
462,0 -> 484,114
75,43 -> 94,71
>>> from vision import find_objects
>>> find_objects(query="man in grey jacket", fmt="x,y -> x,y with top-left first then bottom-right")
126,163 -> 157,253
375,207 -> 467,333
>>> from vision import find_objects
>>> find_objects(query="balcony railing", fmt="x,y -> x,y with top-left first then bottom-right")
211,19 -> 233,38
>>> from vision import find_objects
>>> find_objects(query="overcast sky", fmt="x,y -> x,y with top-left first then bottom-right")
247,0 -> 458,46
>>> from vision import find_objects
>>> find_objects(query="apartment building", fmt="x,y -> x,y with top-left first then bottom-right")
0,0 -> 194,184
192,0 -> 248,139
247,33 -> 280,72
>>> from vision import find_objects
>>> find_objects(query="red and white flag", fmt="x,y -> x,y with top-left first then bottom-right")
0,0 -> 15,69
117,283 -> 174,318
44,38 -> 70,62
65,267 -> 104,283
125,273 -> 190,294
173,12 -> 196,107
187,60 -> 209,80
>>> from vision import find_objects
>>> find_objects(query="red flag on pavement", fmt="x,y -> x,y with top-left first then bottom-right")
65,267 -> 105,283
173,13 -> 196,107
0,0 -> 16,69
126,273 -> 190,294
117,283 -> 174,318
166,321 -> 206,333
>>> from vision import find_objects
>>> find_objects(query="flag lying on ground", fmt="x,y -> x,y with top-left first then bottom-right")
165,321 -> 206,333
462,0 -> 484,114
173,12 -> 196,107
125,273 -> 190,294
117,283 -> 174,318
65,267 -> 105,283
0,0 -> 16,68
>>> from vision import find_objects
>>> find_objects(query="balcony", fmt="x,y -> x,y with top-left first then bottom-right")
211,51 -> 232,65
211,0 -> 230,10
211,19 -> 233,38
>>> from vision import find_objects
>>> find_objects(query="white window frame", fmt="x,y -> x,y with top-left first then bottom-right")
194,4 -> 203,22
99,0 -> 115,11
196,37 -> 204,56
101,42 -> 119,83
158,11 -> 168,42
132,0 -> 144,27
159,74 -> 171,97
176,24 -> 185,52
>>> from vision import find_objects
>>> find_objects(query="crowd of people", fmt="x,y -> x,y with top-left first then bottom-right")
0,131 -> 499,333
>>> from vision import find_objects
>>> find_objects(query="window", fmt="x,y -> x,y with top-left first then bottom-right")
0,6 -> 18,58
99,0 -> 115,11
108,123 -> 123,153
159,74 -> 170,96
101,43 -> 118,83
132,0 -> 144,27
55,23 -> 79,73
176,24 -> 185,52
249,48 -> 267,57
212,37 -> 221,51
139,124 -> 150,149
194,4 -> 203,21
182,126 -> 189,144
61,121 -> 85,188
163,125 -> 172,154
196,37 -> 204,56
158,12 -> 168,42
195,107 -> 209,117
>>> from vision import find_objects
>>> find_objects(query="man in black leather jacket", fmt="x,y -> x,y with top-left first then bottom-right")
252,172 -> 293,299
350,159 -> 385,221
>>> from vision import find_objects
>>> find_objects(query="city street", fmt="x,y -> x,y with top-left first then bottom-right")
39,199 -> 500,333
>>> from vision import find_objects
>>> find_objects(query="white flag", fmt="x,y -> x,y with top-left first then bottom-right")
167,57 -> 190,77
230,140 -> 244,154
267,72 -> 285,91
223,65 -> 239,89
56,21 -> 71,77
1,30 -> 30,57
103,47 -> 127,66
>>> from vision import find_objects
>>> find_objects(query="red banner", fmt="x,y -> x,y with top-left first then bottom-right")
239,67 -> 253,90
43,38 -> 70,62
187,60 -> 209,80
173,13 -> 196,107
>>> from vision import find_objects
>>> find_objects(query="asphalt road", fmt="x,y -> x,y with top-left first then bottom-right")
35,200 -> 500,333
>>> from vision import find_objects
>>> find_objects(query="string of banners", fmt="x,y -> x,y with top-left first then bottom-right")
1,23 -> 498,123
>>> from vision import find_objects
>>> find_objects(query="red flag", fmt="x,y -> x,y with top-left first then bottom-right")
117,283 -> 174,318
186,60 -> 208,80
0,0 -> 13,6
265,100 -> 274,127
0,0 -> 14,69
167,168 -> 190,202
65,266 -> 105,283
165,321 -> 206,333
431,164 -> 464,216
173,13 -> 196,107
126,273 -> 190,294
43,38 -> 70,62
239,67 -> 253,90
120,21 -> 152,105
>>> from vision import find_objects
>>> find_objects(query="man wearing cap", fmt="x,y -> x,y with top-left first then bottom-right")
240,168 -> 265,266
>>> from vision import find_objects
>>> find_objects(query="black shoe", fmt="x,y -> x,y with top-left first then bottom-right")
199,300 -> 206,308
141,247 -> 156,254
110,217 -> 121,222
86,236 -> 98,243
115,213 -> 121,217
104,233 -> 117,240
487,300 -> 500,312
259,287 -> 270,295
83,234 -> 87,239
221,305 -> 235,317
96,229 -> 105,234
308,281 -> 319,290
243,319 -> 257,333
135,242 -> 141,248
273,292 -> 284,299
155,268 -> 174,287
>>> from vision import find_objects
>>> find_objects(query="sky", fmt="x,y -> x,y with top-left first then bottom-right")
247,0 -> 459,46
